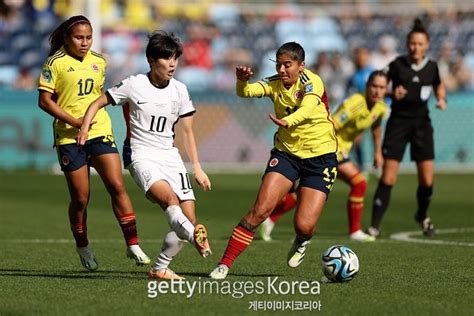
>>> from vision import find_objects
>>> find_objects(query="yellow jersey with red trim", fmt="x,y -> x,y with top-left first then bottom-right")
38,47 -> 112,145
236,69 -> 337,159
332,93 -> 387,159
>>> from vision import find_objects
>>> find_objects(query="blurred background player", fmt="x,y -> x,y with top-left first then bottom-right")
209,42 -> 338,279
367,18 -> 447,238
78,31 -> 212,280
260,70 -> 389,242
37,15 -> 150,271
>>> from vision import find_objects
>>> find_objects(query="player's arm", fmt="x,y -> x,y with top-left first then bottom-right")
331,101 -> 351,131
76,93 -> 112,145
180,115 -> 211,191
273,93 -> 321,128
434,82 -> 447,111
38,91 -> 82,128
235,66 -> 268,97
371,119 -> 383,168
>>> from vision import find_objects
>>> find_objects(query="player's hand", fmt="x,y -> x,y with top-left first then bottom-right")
393,85 -> 407,100
193,166 -> 211,192
235,66 -> 254,81
373,152 -> 384,169
76,129 -> 88,146
436,98 -> 447,111
269,113 -> 289,128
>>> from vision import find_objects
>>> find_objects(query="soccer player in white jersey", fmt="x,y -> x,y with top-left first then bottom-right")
78,31 -> 212,280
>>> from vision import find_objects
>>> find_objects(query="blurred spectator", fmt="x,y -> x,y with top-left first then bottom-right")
347,46 -> 374,94
267,0 -> 301,23
182,23 -> 213,70
370,35 -> 398,70
11,66 -> 35,90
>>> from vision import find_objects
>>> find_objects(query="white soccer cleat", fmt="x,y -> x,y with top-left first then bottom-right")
366,226 -> 381,238
209,264 -> 229,280
148,268 -> 184,280
126,244 -> 151,266
287,239 -> 311,268
259,218 -> 275,242
76,246 -> 98,271
350,230 -> 376,242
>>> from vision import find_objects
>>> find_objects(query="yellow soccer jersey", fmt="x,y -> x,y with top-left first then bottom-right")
332,93 -> 387,159
237,69 -> 337,158
38,47 -> 112,145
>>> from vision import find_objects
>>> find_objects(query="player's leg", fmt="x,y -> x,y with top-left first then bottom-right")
91,147 -> 150,266
59,142 -> 97,271
412,118 -> 435,236
149,200 -> 199,280
210,172 -> 293,279
260,190 -> 297,241
368,117 -> 408,236
64,166 -> 98,271
338,161 -> 374,241
287,152 -> 337,268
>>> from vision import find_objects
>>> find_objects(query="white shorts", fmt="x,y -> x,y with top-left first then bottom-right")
127,149 -> 195,201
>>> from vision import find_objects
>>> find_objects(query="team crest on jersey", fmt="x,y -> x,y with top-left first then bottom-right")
61,155 -> 70,166
91,64 -> 99,72
269,158 -> 279,167
294,90 -> 303,100
41,68 -> 52,83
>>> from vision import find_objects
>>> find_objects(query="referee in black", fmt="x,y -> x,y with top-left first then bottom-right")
367,17 -> 447,238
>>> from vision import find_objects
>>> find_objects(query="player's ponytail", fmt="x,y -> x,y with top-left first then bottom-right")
407,17 -> 430,42
48,15 -> 91,56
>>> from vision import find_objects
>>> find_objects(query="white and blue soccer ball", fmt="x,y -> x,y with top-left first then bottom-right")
321,245 -> 359,282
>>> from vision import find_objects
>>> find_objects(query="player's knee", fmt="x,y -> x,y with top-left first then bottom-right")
106,180 -> 127,197
351,175 -> 368,197
70,195 -> 89,210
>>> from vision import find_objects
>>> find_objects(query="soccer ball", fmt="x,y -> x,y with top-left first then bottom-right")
321,245 -> 359,282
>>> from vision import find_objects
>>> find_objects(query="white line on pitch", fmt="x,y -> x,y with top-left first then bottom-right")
390,227 -> 474,247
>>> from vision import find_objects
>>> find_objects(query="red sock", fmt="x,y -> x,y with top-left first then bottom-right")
71,223 -> 88,247
219,225 -> 255,268
117,213 -> 139,246
347,173 -> 367,234
270,193 -> 296,223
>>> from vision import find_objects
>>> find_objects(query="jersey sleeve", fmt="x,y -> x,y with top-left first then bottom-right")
236,80 -> 270,98
431,61 -> 441,87
107,77 -> 133,106
178,84 -> 196,117
38,63 -> 56,93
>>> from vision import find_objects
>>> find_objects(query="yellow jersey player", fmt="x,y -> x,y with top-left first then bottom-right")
38,15 -> 149,271
260,70 -> 389,242
210,42 -> 338,279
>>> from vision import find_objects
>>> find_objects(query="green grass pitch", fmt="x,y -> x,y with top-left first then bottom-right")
0,171 -> 473,315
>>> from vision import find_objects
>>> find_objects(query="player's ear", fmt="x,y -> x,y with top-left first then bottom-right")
299,61 -> 305,72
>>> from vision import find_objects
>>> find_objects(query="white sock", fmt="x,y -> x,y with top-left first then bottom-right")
164,205 -> 195,243
153,231 -> 187,270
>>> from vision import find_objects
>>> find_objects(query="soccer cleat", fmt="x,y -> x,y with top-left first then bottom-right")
259,218 -> 275,242
209,264 -> 229,280
76,246 -> 98,271
415,216 -> 435,237
366,226 -> 381,238
350,230 -> 376,242
193,224 -> 212,258
287,238 -> 310,268
148,268 -> 184,280
126,244 -> 151,266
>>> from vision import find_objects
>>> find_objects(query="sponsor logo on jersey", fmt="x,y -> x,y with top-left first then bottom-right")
91,64 -> 99,72
41,68 -> 52,83
269,158 -> 279,167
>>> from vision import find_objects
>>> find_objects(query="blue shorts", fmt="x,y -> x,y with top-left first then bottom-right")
264,149 -> 338,196
56,136 -> 118,172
